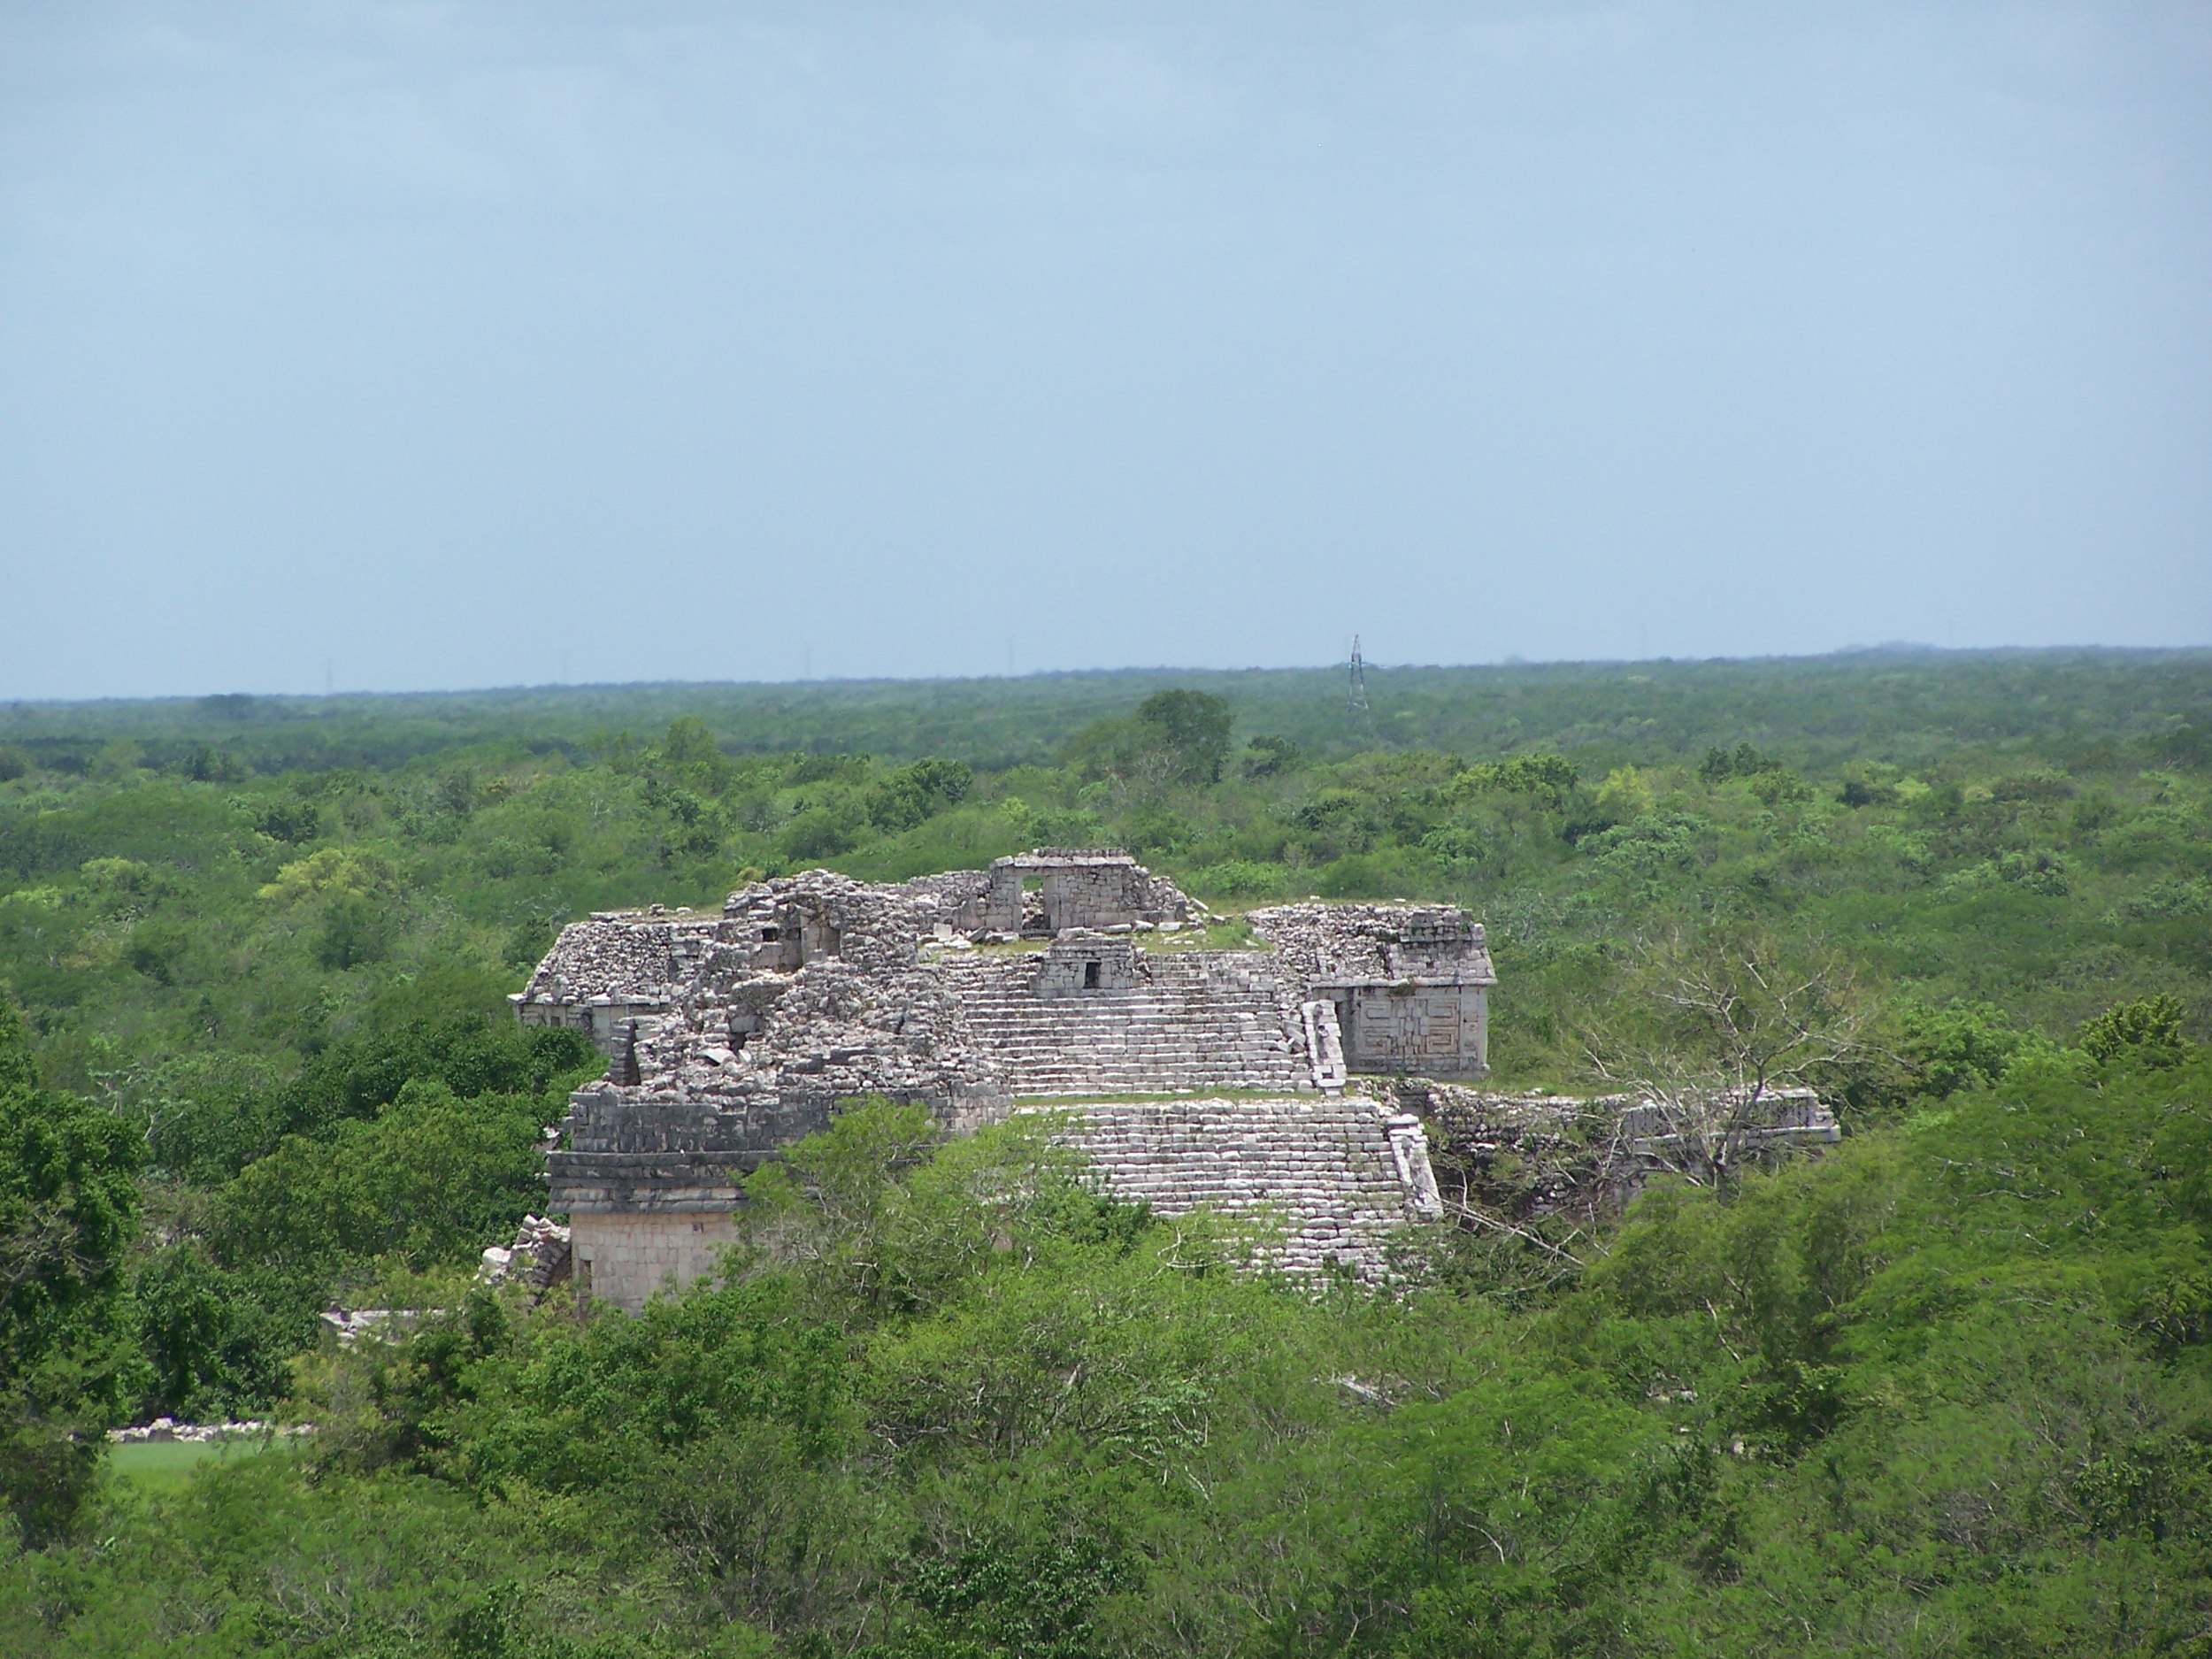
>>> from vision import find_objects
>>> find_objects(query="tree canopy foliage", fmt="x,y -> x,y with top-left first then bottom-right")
0,649 -> 2208,1646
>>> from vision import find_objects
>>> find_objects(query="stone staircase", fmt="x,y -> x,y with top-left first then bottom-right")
942,956 -> 1308,1097
1032,1095 -> 1438,1280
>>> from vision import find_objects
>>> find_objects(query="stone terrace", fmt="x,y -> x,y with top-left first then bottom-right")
1034,1095 -> 1443,1282
940,950 -> 1310,1097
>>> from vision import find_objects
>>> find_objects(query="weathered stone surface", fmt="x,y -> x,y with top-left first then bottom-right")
1033,1094 -> 1441,1282
479,1214 -> 572,1296
939,946 -> 1310,1097
548,870 -> 1021,1223
570,1210 -> 738,1313
520,852 -> 1846,1310
984,849 -> 1193,936
1404,1081 -> 1840,1225
1248,902 -> 1496,1077
1247,902 -> 1495,987
510,905 -> 719,1048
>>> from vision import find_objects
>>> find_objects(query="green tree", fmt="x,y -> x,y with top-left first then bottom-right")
2080,993 -> 2191,1070
278,1010 -> 595,1137
212,1079 -> 559,1275
1893,1000 -> 2051,1098
0,995 -> 143,1543
250,796 -> 320,844
1698,741 -> 1786,784
1133,689 -> 1233,785
866,758 -> 975,833
655,716 -> 735,794
1451,752 -> 1579,802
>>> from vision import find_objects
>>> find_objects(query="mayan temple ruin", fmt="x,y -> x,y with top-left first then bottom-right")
508,849 -> 1502,1307
513,848 -> 1836,1310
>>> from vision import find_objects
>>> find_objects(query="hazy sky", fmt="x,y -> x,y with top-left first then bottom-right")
3,3 -> 2207,698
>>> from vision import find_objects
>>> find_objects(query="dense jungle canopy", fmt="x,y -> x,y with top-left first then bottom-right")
1,648 -> 2209,1655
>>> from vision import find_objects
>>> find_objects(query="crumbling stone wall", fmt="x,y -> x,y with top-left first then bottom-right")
1402,1081 -> 1841,1228
1030,931 -> 1143,995
511,907 -> 719,1052
983,849 -> 1193,936
480,1215 -> 572,1298
549,871 -> 1017,1253
899,869 -> 995,933
1248,902 -> 1494,987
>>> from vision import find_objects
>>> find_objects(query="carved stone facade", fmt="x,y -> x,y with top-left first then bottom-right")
1248,902 -> 1495,1078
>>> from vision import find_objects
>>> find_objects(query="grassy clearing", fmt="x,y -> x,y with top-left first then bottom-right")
104,1438 -> 283,1492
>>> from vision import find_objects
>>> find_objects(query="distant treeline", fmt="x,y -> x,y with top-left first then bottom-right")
6,649 -> 2209,778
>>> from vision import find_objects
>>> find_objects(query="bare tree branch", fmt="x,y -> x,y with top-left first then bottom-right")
1582,928 -> 1863,1189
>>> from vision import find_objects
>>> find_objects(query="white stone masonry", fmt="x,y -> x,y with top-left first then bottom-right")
1034,1094 -> 1441,1282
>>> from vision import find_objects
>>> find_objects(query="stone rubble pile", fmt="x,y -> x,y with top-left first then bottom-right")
108,1417 -> 313,1443
318,1308 -> 426,1347
550,871 -> 1020,1212
1247,902 -> 1495,988
519,907 -> 717,1005
479,1214 -> 573,1294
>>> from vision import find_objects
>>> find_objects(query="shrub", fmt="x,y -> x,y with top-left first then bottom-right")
1895,1001 -> 2038,1097
1698,742 -> 1787,785
250,797 -> 321,843
1451,753 -> 1578,802
2080,995 -> 2190,1070
1187,860 -> 1292,899
781,807 -> 862,862
317,893 -> 394,969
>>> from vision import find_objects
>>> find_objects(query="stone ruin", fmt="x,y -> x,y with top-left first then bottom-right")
513,902 -> 718,1049
107,1417 -> 311,1446
513,848 -> 1832,1310
1403,1081 -> 1840,1233
479,1214 -> 572,1296
1248,902 -> 1494,1080
979,849 -> 1194,936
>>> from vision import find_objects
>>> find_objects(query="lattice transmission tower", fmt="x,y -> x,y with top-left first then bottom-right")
1348,635 -> 1374,737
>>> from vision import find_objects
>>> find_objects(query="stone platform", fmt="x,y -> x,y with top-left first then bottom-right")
1033,1094 -> 1442,1282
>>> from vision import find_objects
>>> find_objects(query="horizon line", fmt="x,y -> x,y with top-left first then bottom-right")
5,641 -> 2210,712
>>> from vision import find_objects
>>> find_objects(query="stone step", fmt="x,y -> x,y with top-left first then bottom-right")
1019,1096 -> 1434,1282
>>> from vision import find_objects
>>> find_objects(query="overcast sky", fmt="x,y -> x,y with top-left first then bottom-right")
3,3 -> 2207,698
